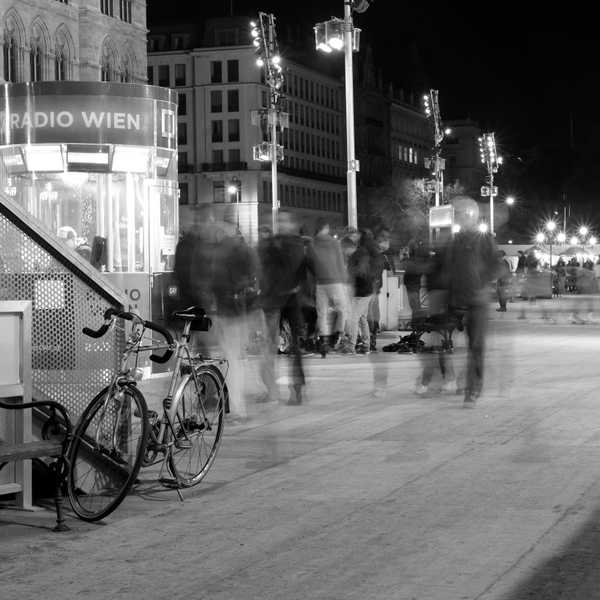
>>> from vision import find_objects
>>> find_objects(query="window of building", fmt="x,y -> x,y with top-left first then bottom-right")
261,90 -> 268,108
210,61 -> 222,83
227,59 -> 239,82
147,65 -> 153,84
119,0 -> 132,23
158,64 -> 169,86
178,151 -> 187,171
211,120 -> 223,143
29,45 -> 43,82
174,63 -> 186,86
216,29 -> 237,45
179,182 -> 189,205
178,123 -> 187,145
100,0 -> 114,17
212,149 -> 224,165
172,36 -> 183,50
227,89 -> 239,112
178,93 -> 186,116
55,48 -> 67,81
3,35 -> 18,82
229,148 -> 241,164
210,90 -> 222,113
213,181 -> 225,203
228,119 -> 240,142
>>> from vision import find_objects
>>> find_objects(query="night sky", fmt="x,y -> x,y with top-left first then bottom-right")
148,1 -> 600,221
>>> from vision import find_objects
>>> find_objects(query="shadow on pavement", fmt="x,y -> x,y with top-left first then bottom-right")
500,505 -> 600,599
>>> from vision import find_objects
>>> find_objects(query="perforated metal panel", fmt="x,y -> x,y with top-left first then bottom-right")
0,210 -> 122,420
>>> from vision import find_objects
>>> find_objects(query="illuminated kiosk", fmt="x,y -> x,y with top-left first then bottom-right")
0,81 -> 178,321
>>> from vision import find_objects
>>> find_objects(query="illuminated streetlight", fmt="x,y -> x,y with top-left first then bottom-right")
570,236 -> 579,246
505,196 -> 515,206
315,3 -> 368,229
545,220 -> 557,232
590,236 -> 598,246
579,225 -> 589,237
535,232 -> 545,244
478,222 -> 489,233
478,132 -> 501,234
557,232 -> 566,243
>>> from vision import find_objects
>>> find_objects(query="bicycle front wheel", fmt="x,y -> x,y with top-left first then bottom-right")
168,365 -> 225,487
66,385 -> 149,522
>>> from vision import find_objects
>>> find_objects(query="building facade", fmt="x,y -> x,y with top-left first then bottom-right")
0,0 -> 147,84
148,18 -> 347,239
443,118 -> 483,196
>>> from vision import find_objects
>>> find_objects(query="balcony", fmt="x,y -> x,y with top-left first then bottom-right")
200,162 -> 248,172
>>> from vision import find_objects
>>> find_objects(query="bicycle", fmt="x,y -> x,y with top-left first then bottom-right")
66,306 -> 228,522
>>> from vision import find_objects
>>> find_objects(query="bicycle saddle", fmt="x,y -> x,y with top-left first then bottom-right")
172,306 -> 207,320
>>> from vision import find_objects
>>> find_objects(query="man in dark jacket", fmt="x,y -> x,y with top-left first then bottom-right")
446,197 -> 499,407
258,210 -> 308,404
344,230 -> 378,354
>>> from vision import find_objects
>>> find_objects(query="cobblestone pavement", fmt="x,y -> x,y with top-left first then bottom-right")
3,318 -> 600,600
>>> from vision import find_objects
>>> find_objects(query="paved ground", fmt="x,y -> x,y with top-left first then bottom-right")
3,304 -> 600,599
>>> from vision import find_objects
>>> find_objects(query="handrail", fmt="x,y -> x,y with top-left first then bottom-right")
0,192 -> 126,308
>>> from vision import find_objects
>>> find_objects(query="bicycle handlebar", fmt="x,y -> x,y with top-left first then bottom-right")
83,309 -> 175,363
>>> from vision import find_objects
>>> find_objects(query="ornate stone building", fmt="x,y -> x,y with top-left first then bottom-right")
0,0 -> 147,83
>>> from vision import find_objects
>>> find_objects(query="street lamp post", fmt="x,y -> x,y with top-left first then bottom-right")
478,132 -> 502,235
423,90 -> 449,207
315,1 -> 371,229
252,14 -> 286,233
228,178 -> 241,230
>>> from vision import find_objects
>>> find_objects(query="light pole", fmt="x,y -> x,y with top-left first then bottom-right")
315,1 -> 371,229
478,132 -> 502,235
423,90 -> 450,207
227,178 -> 241,231
251,14 -> 286,233
546,220 -> 557,268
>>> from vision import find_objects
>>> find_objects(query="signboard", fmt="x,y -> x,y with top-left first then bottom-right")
481,185 -> 498,197
429,205 -> 454,228
0,82 -> 177,150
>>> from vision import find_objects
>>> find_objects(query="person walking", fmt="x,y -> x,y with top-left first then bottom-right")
344,230 -> 378,355
496,250 -> 511,312
258,210 -> 308,405
211,213 -> 260,421
307,218 -> 349,356
368,228 -> 392,351
445,197 -> 499,407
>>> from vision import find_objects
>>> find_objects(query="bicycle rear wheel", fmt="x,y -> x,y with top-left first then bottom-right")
66,385 -> 149,522
168,365 -> 225,487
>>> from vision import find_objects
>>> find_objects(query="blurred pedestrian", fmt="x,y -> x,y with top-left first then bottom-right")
343,230 -> 378,355
496,250 -> 511,312
258,210 -> 308,404
445,197 -> 499,407
211,212 -> 260,420
368,228 -> 392,351
307,218 -> 349,356
415,243 -> 456,395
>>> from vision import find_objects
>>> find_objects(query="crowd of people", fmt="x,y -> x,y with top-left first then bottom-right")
174,205 -> 393,421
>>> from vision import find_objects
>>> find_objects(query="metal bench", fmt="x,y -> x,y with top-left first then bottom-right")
0,398 -> 72,531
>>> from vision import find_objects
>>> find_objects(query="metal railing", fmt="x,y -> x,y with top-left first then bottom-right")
0,193 -> 125,420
